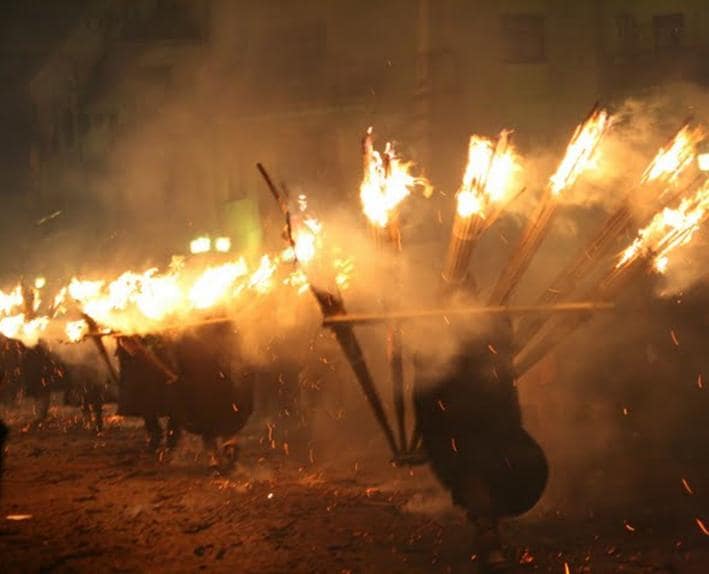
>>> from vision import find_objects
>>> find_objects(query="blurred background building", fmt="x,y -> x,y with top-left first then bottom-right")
0,0 -> 707,270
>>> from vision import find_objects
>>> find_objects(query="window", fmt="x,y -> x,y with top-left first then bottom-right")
501,14 -> 546,64
653,13 -> 684,53
616,13 -> 639,55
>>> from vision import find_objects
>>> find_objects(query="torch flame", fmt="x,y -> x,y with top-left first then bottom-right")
456,131 -> 520,218
617,181 -> 709,272
549,108 -> 611,195
65,320 -> 89,343
641,125 -> 704,184
360,127 -> 431,228
189,259 -> 248,310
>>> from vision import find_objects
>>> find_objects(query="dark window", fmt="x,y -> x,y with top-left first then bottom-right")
653,13 -> 684,53
501,14 -> 546,63
616,13 -> 639,54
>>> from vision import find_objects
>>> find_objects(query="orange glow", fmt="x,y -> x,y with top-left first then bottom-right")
456,131 -> 520,218
617,181 -> 709,272
549,108 -> 611,195
641,126 -> 704,184
360,127 -> 431,228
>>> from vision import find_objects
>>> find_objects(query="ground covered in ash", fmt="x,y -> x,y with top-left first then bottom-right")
0,405 -> 707,574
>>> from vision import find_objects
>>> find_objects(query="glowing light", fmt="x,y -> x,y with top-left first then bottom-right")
617,182 -> 709,272
698,152 -> 709,172
360,127 -> 432,228
642,126 -> 704,184
549,108 -> 611,195
190,236 -> 211,254
456,131 -> 520,218
215,237 -> 232,253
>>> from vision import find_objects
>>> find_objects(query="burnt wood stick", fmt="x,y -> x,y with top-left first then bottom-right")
81,314 -> 119,385
515,258 -> 649,376
488,190 -> 558,306
257,163 -> 400,457
117,336 -> 177,384
310,286 -> 400,457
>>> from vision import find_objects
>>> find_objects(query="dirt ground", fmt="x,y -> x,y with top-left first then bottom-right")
0,404 -> 707,574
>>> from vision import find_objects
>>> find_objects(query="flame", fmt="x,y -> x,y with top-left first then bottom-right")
65,320 -> 89,343
293,217 -> 322,264
0,313 -> 49,346
189,259 -> 248,309
456,131 -> 520,218
0,285 -> 24,315
360,127 -> 431,228
698,152 -> 709,172
641,126 -> 704,184
248,255 -> 277,294
34,277 -> 46,289
549,108 -> 611,195
617,182 -> 709,272
0,194 -> 352,344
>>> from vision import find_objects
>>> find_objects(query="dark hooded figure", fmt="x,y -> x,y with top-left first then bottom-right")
414,318 -> 548,573
116,335 -> 180,451
170,322 -> 254,468
0,335 -> 25,404
0,361 -> 7,498
0,416 -> 7,499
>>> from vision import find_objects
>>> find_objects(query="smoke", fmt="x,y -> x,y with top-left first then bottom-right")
0,1 -> 707,520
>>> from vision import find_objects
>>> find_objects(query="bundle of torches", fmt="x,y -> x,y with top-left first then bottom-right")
0,105 -> 708,384
0,195 -> 353,347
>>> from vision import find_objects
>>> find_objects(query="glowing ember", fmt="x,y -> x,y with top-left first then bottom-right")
456,131 -> 520,218
34,276 -> 46,289
696,517 -> 709,536
681,477 -> 694,495
641,126 -> 704,184
617,182 -> 709,272
360,127 -> 431,228
190,235 -> 211,254
549,108 -> 611,195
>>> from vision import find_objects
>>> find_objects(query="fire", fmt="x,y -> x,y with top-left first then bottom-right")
247,255 -> 277,294
641,125 -> 704,184
0,285 -> 24,315
617,181 -> 709,272
456,131 -> 520,218
293,217 -> 322,263
65,320 -> 89,343
0,314 -> 49,346
549,108 -> 611,195
189,260 -> 248,310
360,127 -> 431,228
